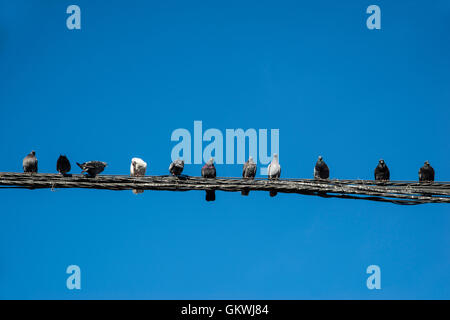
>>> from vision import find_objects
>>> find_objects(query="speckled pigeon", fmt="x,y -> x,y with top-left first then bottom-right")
130,157 -> 147,194
76,161 -> 107,177
169,159 -> 184,176
130,158 -> 147,177
201,158 -> 216,202
23,151 -> 38,174
242,156 -> 257,196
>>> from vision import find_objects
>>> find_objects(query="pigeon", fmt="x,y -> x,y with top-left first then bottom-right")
130,158 -> 147,194
374,159 -> 390,181
267,153 -> 281,197
76,161 -> 107,177
56,155 -> 71,176
169,159 -> 184,176
419,161 -> 435,182
23,150 -> 38,174
314,156 -> 329,179
201,158 -> 216,201
242,156 -> 257,196
130,158 -> 147,177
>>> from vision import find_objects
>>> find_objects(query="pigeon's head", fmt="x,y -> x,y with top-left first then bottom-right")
424,160 -> 430,166
31,150 -> 36,156
269,154 -> 279,165
379,159 -> 385,165
318,155 -> 323,161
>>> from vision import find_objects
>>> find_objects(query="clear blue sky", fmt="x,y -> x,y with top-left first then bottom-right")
0,0 -> 449,299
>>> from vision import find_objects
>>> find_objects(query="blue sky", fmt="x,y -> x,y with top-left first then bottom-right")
0,0 -> 449,299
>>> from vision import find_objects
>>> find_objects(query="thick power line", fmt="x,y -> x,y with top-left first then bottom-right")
1,172 -> 449,205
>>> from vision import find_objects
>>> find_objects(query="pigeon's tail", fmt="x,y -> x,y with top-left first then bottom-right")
206,190 -> 215,202
270,190 -> 278,197
132,189 -> 144,195
241,189 -> 250,196
76,162 -> 84,171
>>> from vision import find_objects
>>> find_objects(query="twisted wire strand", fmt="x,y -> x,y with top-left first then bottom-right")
0,172 -> 449,205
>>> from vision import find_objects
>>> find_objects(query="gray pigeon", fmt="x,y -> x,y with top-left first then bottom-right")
76,161 -> 107,177
169,159 -> 184,176
23,151 -> 38,174
242,156 -> 257,196
314,156 -> 329,179
419,161 -> 435,182
374,159 -> 390,181
201,158 -> 216,201
267,154 -> 281,197
56,155 -> 71,176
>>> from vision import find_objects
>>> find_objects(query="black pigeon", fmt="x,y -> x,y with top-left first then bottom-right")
242,156 -> 257,196
169,159 -> 184,176
374,159 -> 390,181
76,161 -> 107,177
419,161 -> 435,182
56,155 -> 71,176
201,158 -> 216,201
23,150 -> 38,174
314,156 -> 329,179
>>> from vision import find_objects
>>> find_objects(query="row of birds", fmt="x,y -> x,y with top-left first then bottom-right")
21,151 -> 436,201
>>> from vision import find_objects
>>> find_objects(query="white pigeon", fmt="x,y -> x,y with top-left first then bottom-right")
130,157 -> 147,194
267,153 -> 281,197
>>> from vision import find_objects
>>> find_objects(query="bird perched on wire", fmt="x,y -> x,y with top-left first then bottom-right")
23,150 -> 38,174
130,157 -> 147,194
419,161 -> 435,182
242,156 -> 257,196
56,155 -> 71,176
267,154 -> 281,197
169,159 -> 184,176
314,156 -> 329,179
130,158 -> 147,177
374,159 -> 390,181
201,158 -> 216,201
76,161 -> 107,177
